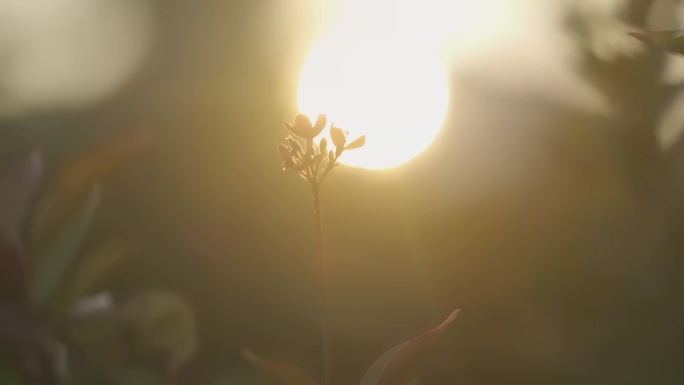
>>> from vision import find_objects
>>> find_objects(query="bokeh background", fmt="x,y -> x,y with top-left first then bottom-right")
2,0 -> 684,384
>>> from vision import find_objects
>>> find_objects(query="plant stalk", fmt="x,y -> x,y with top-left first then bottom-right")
311,182 -> 331,385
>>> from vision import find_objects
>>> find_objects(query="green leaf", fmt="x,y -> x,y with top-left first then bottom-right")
358,310 -> 460,385
52,238 -> 140,315
0,362 -> 23,385
242,349 -> 319,385
30,186 -> 101,308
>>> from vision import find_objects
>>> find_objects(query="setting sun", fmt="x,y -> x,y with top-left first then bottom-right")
297,27 -> 449,169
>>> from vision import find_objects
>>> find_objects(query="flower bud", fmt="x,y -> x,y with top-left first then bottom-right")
319,137 -> 328,155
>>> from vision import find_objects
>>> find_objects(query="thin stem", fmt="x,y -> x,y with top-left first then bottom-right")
311,182 -> 331,385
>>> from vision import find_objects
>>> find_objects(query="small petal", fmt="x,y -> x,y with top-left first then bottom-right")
344,135 -> 366,150
330,125 -> 346,150
293,114 -> 313,131
312,114 -> 327,137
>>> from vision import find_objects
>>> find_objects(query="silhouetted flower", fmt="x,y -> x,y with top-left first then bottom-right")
319,137 -> 328,155
283,114 -> 327,140
278,143 -> 300,171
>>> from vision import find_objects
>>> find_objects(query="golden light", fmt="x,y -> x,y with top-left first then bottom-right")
297,26 -> 449,169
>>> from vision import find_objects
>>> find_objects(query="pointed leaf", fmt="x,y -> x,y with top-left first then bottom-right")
55,130 -> 155,198
242,349 -> 319,385
52,238 -> 140,315
30,186 -> 101,308
30,131 -> 153,251
0,151 -> 43,251
359,310 -> 460,385
628,29 -> 684,54
0,231 -> 27,306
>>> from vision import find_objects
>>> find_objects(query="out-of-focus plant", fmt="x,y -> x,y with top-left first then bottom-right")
0,132 -> 196,385
243,114 -> 459,385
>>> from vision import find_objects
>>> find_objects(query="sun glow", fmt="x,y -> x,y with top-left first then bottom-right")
297,26 -> 449,169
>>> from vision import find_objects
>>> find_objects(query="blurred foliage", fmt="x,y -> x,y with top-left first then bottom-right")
0,134 -> 196,385
5,0 -> 684,384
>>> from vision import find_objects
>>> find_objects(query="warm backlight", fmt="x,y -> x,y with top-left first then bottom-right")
297,27 -> 449,169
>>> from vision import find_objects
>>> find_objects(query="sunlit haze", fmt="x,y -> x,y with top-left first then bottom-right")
298,27 -> 449,169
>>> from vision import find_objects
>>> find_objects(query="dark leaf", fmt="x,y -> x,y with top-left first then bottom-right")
242,349 -> 319,385
358,310 -> 460,385
0,151 -> 43,252
30,186 -> 101,308
52,238 -> 140,315
30,131 -> 153,251
0,299 -> 31,353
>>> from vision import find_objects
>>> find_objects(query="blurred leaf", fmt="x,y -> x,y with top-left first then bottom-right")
69,292 -> 114,319
0,151 -> 43,249
0,230 -> 27,306
358,310 -> 460,385
67,293 -> 117,348
30,131 -> 154,252
52,239 -> 140,315
0,361 -> 23,385
0,299 -> 30,354
50,341 -> 69,385
55,130 -> 155,198
30,186 -> 101,308
242,349 -> 319,385
628,28 -> 684,55
116,367 -> 161,385
120,290 -> 197,361
0,153 -> 43,304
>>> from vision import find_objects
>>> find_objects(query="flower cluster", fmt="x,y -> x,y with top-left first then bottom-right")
278,113 -> 365,185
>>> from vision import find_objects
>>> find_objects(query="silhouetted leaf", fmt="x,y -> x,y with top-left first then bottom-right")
242,349 -> 319,385
30,186 -> 101,308
358,310 -> 460,385
0,151 -> 43,252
